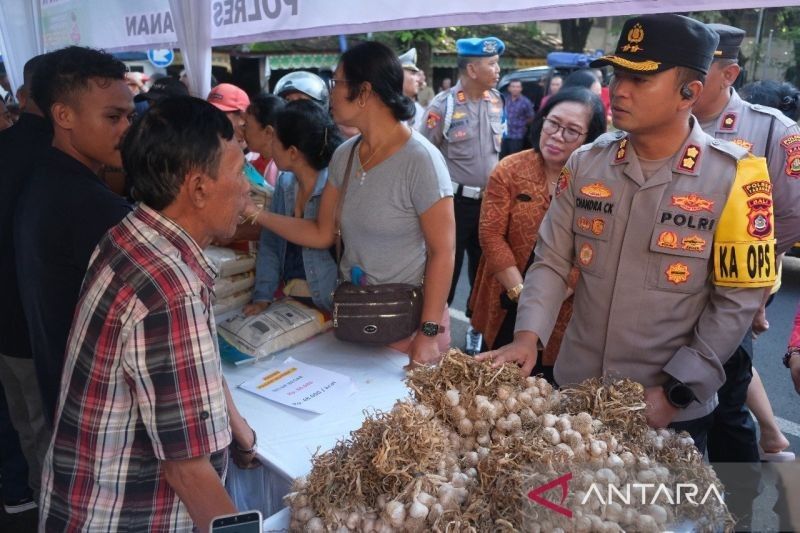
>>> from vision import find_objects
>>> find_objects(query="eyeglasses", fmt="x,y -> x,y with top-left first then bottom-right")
329,78 -> 349,89
542,117 -> 586,143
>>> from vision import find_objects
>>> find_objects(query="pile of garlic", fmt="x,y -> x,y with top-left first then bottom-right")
284,350 -> 731,532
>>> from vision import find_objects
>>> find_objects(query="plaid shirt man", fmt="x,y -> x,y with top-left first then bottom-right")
40,204 -> 231,531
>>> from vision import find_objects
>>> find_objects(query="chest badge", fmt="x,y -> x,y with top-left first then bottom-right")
665,262 -> 690,284
577,216 -> 591,231
580,182 -> 612,198
657,230 -> 678,249
426,111 -> 441,129
742,181 -> 772,197
746,197 -> 773,239
578,243 -> 594,266
678,145 -> 701,172
671,193 -> 714,213
591,218 -> 605,236
615,138 -> 628,162
681,235 -> 707,252
555,167 -> 570,198
721,112 -> 737,131
456,91 -> 466,104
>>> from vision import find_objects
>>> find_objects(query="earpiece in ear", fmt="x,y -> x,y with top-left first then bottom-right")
680,85 -> 694,100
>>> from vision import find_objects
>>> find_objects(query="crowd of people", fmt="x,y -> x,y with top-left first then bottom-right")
0,11 -> 799,532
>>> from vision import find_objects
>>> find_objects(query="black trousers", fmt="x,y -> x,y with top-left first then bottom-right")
448,195 -> 482,315
706,342 -> 762,531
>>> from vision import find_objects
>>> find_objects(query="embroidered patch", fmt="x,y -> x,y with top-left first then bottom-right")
577,216 -> 591,231
615,138 -> 628,162
453,129 -> 468,139
742,181 -> 772,197
657,230 -> 678,249
591,218 -> 605,236
721,112 -> 737,131
452,111 -> 466,120
678,145 -> 701,172
580,182 -> 612,199
780,134 -> 800,177
746,197 -> 773,239
732,138 -> 753,152
665,262 -> 690,284
621,23 -> 645,53
456,91 -> 466,104
681,234 -> 707,252
671,193 -> 714,213
578,243 -> 594,266
555,167 -> 570,198
426,111 -> 441,129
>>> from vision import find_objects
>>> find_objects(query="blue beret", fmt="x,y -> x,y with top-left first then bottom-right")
456,37 -> 505,57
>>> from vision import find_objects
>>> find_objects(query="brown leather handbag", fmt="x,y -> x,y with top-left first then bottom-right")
331,138 -> 423,344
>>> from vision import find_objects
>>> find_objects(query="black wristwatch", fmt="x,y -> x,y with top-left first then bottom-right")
784,347 -> 800,368
420,321 -> 445,337
663,377 -> 696,409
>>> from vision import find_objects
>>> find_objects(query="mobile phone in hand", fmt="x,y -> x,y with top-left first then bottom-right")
210,510 -> 262,533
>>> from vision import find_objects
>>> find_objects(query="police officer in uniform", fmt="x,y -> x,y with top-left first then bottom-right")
692,23 -> 800,529
481,15 -> 776,463
398,48 -> 425,130
421,37 -> 505,354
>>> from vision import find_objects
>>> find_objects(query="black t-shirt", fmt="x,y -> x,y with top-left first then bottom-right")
15,146 -> 132,420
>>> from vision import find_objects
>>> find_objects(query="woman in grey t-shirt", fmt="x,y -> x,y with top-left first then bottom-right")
243,41 -> 455,367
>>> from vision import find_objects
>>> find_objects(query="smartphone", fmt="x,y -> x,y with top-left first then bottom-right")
210,510 -> 263,533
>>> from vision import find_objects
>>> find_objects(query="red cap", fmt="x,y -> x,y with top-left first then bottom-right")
207,83 -> 250,113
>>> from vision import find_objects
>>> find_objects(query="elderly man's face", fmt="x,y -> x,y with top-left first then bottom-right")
204,138 -> 249,240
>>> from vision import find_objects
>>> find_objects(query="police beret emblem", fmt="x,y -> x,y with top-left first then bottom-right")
622,23 -> 645,53
483,40 -> 498,54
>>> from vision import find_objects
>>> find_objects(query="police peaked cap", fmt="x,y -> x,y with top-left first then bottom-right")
707,23 -> 746,61
591,14 -> 719,75
456,37 -> 505,57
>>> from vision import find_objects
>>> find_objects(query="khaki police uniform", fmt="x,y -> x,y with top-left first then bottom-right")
702,87 -> 800,253
516,119 -> 776,423
422,80 -> 503,189
422,80 -> 504,307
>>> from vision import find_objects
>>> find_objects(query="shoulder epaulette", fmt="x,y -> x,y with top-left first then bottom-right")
708,137 -> 749,160
748,103 -> 798,129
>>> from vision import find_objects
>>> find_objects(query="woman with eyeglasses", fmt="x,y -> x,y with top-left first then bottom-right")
242,41 -> 455,367
243,99 -> 343,315
468,87 -> 605,381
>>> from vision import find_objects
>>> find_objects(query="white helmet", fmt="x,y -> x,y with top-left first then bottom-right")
274,71 -> 329,109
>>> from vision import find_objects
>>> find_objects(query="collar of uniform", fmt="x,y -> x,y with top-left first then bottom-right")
609,131 -> 631,166
671,117 -> 708,177
714,87 -> 741,134
133,204 -> 218,287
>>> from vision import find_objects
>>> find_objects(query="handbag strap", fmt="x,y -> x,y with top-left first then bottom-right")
335,135 -> 362,280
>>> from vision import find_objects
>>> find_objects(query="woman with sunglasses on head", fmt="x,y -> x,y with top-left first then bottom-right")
243,99 -> 343,316
242,41 -> 455,367
468,87 -> 605,382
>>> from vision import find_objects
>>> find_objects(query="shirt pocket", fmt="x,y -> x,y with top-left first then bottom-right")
446,123 -> 474,160
491,120 -> 503,153
573,212 -> 613,277
645,191 -> 722,293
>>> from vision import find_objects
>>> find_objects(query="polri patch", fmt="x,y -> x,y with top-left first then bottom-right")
591,218 -> 605,236
742,181 -> 772,197
780,134 -> 800,177
746,197 -> 773,240
577,216 -> 591,231
457,91 -> 466,104
426,111 -> 441,129
681,234 -> 706,252
580,182 -> 612,198
665,262 -> 690,284
657,230 -> 678,249
555,167 -> 570,198
671,193 -> 714,213
732,138 -> 753,152
578,243 -> 594,266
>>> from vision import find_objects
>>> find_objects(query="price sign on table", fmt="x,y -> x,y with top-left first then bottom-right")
238,357 -> 356,414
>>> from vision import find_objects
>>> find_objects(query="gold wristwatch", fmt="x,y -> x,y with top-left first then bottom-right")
506,283 -> 524,302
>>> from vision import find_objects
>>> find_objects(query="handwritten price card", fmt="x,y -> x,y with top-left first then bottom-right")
238,357 -> 355,414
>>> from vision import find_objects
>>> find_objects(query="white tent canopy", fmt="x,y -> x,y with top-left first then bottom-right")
2,0 -> 800,99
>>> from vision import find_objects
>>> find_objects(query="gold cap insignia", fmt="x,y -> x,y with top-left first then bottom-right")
622,23 -> 645,53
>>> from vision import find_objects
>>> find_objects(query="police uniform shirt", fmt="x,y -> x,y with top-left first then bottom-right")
420,80 -> 503,188
700,88 -> 800,254
516,119 -> 775,423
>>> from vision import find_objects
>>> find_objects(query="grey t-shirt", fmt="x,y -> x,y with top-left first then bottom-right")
329,130 -> 453,285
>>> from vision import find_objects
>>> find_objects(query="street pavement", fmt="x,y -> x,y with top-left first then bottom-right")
448,255 -> 800,531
